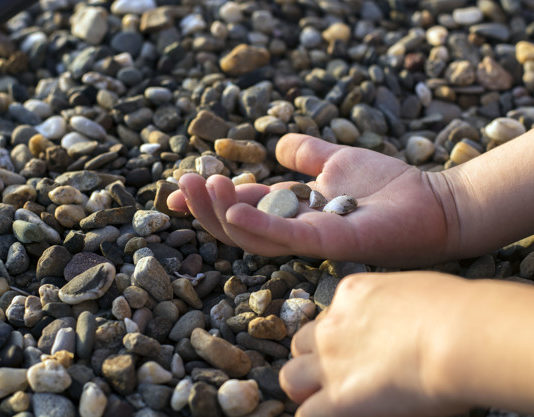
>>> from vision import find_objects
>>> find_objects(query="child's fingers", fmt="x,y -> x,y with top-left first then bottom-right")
166,181 -> 271,215
167,189 -> 189,213
279,354 -> 323,404
291,321 -> 318,357
205,175 -> 295,256
178,174 -> 236,246
225,203 -> 360,260
276,134 -> 342,177
294,390 -> 330,417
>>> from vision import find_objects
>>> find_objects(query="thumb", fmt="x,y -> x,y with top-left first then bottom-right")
276,134 -> 343,177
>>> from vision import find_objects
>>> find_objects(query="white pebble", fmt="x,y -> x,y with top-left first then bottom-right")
27,360 -> 71,393
111,0 -> 155,14
232,172 -> 256,185
217,379 -> 260,417
219,2 -> 243,23
415,82 -> 432,107
49,185 -> 85,205
323,195 -> 358,215
405,136 -> 435,165
171,353 -> 185,378
124,317 -> 139,333
139,143 -> 161,154
180,14 -> 206,36
484,117 -> 526,143
85,190 -> 112,213
248,289 -> 271,315
61,132 -> 90,150
171,377 -> 193,411
35,116 -> 67,140
137,361 -> 173,384
452,7 -> 483,25
426,26 -> 448,46
79,382 -> 107,417
24,99 -> 52,119
132,210 -> 170,236
280,298 -> 315,336
195,155 -> 224,178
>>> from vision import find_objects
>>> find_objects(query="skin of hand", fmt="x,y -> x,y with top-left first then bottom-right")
280,271 -> 534,417
279,271 -> 473,417
167,133 -> 461,267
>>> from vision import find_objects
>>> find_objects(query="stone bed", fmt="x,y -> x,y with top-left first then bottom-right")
0,0 -> 533,416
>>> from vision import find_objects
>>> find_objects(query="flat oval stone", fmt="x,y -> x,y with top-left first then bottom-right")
58,263 -> 116,304
257,189 -> 299,218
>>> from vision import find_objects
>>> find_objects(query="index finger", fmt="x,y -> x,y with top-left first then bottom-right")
276,134 -> 343,177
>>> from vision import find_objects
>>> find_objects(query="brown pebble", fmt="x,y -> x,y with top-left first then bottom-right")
214,139 -> 266,164
248,315 -> 287,341
289,183 -> 311,200
190,328 -> 251,378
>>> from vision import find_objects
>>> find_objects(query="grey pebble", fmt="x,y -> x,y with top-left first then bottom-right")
257,189 -> 299,218
32,393 -> 75,417
131,256 -> 173,301
58,262 -> 116,304
169,310 -> 205,341
6,242 -> 29,275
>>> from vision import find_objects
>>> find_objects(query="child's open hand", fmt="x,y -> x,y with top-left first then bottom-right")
167,133 -> 460,266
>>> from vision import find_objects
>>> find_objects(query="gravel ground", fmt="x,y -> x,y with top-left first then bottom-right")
0,0 -> 533,416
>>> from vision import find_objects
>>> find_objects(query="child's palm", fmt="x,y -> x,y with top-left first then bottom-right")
169,134 -> 454,266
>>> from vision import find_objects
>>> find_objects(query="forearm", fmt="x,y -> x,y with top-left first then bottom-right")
432,278 -> 534,413
439,129 -> 534,257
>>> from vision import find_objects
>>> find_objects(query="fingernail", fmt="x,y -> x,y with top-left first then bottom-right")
205,182 -> 217,201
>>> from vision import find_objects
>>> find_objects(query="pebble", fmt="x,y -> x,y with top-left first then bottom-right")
70,116 -> 106,141
72,7 -> 108,45
137,361 -> 172,384
101,354 -> 136,395
76,311 -> 96,360
171,377 -> 193,411
49,186 -> 84,205
132,256 -> 173,301
330,118 -> 360,145
6,242 -> 29,275
27,359 -> 72,392
484,118 -> 526,143
58,263 -> 116,304
449,141 -> 481,165
190,328 -> 251,378
452,7 -> 483,25
132,210 -> 170,236
217,379 -> 260,417
322,195 -> 358,215
476,57 -> 513,91
111,0 -> 155,14
257,189 -> 299,218
280,298 -> 316,336
248,315 -> 287,341
214,139 -> 266,164
79,382 -> 107,417
0,368 -> 28,398
173,278 -> 202,308
220,44 -> 270,76
516,41 -> 534,64
32,393 -> 75,417
35,116 -> 67,140
405,136 -> 435,165
169,310 -> 205,341
189,381 -> 221,417
188,111 -> 229,142
51,327 -> 75,354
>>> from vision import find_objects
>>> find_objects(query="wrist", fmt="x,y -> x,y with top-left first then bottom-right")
426,278 -> 534,414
